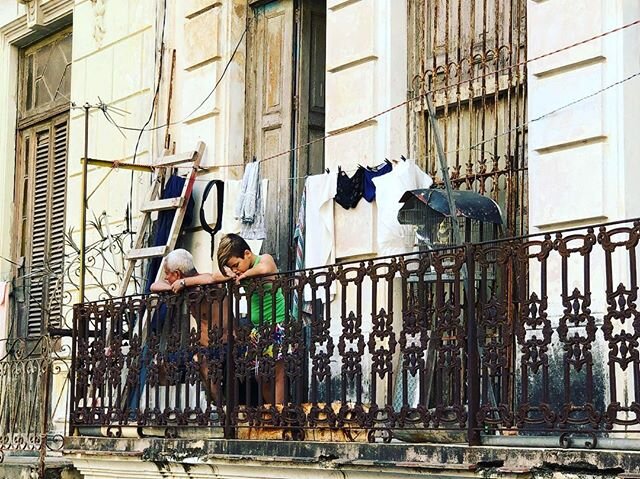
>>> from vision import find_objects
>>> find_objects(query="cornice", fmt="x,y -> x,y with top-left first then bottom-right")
1,0 -> 73,44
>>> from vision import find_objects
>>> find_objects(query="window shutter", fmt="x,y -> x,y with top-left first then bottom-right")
27,128 -> 51,336
26,119 -> 68,336
47,120 -> 68,330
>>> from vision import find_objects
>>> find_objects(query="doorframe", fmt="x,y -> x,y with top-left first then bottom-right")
0,1 -> 73,280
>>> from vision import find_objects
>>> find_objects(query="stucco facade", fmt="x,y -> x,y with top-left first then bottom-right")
1,0 -> 640,478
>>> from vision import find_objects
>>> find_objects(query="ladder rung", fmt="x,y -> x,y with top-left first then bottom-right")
127,246 -> 168,260
155,151 -> 197,167
140,197 -> 184,212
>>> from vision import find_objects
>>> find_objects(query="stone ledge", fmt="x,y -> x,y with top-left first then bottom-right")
0,456 -> 80,479
63,436 -> 640,477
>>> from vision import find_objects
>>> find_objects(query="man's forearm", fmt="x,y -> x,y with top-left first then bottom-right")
183,271 -> 229,287
150,280 -> 172,293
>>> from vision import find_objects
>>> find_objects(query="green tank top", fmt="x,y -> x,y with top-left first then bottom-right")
242,255 -> 285,326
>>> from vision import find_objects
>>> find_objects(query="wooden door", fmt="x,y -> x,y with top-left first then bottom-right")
292,0 -> 326,241
245,0 -> 326,268
245,0 -> 295,267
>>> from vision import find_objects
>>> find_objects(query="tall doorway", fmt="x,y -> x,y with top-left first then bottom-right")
244,0 -> 326,268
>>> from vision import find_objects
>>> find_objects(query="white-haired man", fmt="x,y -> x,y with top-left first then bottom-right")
151,248 -> 198,292
150,248 -> 230,403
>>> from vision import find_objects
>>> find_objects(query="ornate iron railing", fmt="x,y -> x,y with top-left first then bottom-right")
0,336 -> 66,470
69,219 -> 640,446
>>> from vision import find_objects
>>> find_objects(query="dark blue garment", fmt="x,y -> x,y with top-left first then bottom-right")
362,161 -> 392,202
144,174 -> 195,294
334,167 -> 365,209
129,174 -> 194,412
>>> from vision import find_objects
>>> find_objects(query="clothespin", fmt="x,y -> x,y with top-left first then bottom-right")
325,168 -> 330,174
400,155 -> 407,162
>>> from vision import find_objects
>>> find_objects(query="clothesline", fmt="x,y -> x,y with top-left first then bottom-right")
97,18 -> 640,167
89,63 -> 640,192
176,67 -> 640,186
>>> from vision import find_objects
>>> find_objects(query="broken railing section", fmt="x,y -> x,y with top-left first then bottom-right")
69,219 -> 640,446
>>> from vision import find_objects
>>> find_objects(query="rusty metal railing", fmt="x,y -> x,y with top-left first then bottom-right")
69,219 -> 640,447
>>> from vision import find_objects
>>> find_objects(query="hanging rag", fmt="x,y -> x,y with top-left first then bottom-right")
372,159 -> 433,255
235,162 -> 265,239
0,282 -> 9,360
143,174 -> 195,293
200,179 -> 225,259
334,166 -> 365,209
304,171 -> 338,301
292,184 -> 307,319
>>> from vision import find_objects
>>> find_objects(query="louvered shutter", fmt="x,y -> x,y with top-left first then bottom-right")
26,119 -> 68,336
47,120 -> 68,330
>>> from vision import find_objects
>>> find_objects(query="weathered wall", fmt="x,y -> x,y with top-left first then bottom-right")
325,0 -> 407,261
527,0 -> 640,430
528,0 -> 640,230
66,0 -> 246,301
65,437 -> 640,479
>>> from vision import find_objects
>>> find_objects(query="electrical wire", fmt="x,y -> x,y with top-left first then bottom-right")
100,21 -> 249,134
84,66 -> 640,190
253,18 -> 640,165
98,17 -> 640,171
178,66 -> 640,184
124,0 -> 168,238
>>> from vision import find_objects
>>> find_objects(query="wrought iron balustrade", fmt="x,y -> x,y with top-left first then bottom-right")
70,219 -> 640,446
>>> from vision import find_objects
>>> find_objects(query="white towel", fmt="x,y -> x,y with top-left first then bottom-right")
372,160 -> 433,255
222,180 -> 242,234
304,172 -> 338,301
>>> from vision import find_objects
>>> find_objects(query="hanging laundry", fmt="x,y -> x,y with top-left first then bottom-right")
304,171 -> 338,302
362,160 -> 393,202
144,174 -> 195,293
291,183 -> 307,319
372,159 -> 433,255
0,282 -> 8,360
221,179 -> 242,234
235,162 -> 265,240
334,166 -> 365,209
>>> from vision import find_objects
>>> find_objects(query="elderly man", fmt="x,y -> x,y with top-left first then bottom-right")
150,249 -> 231,403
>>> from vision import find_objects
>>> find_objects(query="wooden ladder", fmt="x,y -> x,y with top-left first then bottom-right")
118,141 -> 205,296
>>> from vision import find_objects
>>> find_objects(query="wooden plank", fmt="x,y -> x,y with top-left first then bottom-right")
140,197 -> 184,212
117,177 -> 163,296
160,141 -> 205,255
85,158 -> 155,172
126,245 -> 168,260
154,150 -> 197,167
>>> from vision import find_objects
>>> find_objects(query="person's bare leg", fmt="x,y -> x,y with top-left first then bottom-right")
199,358 -> 221,404
261,376 -> 274,405
274,360 -> 285,405
260,361 -> 285,405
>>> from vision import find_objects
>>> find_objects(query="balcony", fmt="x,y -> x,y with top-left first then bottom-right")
66,219 -> 640,454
